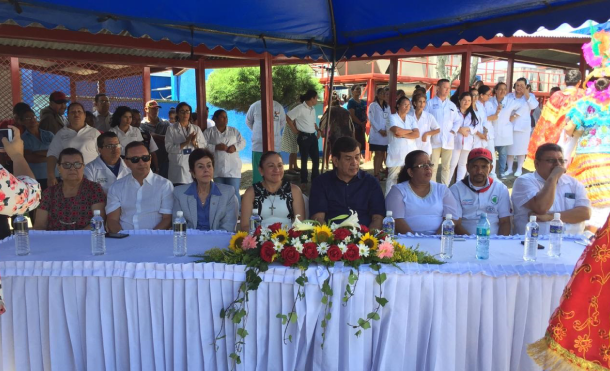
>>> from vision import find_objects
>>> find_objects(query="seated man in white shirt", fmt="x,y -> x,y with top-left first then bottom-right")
106,141 -> 174,232
512,143 -> 591,235
84,132 -> 131,193
450,148 -> 512,235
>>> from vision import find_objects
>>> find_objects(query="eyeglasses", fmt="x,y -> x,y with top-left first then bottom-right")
102,144 -> 121,150
178,110 -> 191,114
541,158 -> 567,165
125,155 -> 151,163
60,162 -> 84,169
413,163 -> 435,169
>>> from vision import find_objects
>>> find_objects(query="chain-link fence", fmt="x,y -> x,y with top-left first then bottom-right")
1,58 -> 144,120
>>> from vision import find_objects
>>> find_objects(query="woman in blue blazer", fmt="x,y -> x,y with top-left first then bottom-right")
173,148 -> 238,231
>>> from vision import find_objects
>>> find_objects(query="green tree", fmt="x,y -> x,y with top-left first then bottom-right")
207,65 -> 322,113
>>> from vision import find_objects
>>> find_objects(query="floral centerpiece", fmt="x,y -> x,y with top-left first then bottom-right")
194,212 -> 443,368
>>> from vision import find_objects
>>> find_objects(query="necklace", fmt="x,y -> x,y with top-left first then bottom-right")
407,181 -> 432,200
269,195 -> 277,215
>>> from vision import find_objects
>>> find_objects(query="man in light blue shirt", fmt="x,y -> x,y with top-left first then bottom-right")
20,106 -> 57,190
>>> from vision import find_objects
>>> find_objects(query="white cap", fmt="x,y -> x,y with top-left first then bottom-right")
252,209 -> 259,215
445,214 -> 452,219
386,210 -> 393,217
529,215 -> 537,222
553,213 -> 561,220
177,211 -> 183,217
93,210 -> 100,216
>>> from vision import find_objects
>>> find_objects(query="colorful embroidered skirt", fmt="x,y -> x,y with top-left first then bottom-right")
568,153 -> 610,209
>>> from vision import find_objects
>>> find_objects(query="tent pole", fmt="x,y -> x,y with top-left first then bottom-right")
260,52 -> 274,153
322,55 -> 336,173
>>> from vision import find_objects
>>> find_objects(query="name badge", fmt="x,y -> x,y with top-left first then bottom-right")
565,192 -> 576,200
383,112 -> 389,119
183,148 -> 193,155
433,104 -> 439,109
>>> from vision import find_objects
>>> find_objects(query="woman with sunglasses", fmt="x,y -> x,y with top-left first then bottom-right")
166,102 -> 207,186
385,150 -> 465,235
34,147 -> 106,231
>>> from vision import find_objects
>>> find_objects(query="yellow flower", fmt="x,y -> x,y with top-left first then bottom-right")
574,334 -> 592,354
359,233 -> 379,250
229,231 -> 249,252
392,242 -> 418,263
271,229 -> 289,244
313,225 -> 333,243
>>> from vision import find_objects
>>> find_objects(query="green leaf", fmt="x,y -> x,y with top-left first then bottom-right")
288,334 -> 293,343
370,263 -> 381,272
348,271 -> 357,285
328,214 -> 349,223
321,295 -> 328,305
295,276 -> 307,286
236,328 -> 249,338
362,321 -> 371,330
220,308 -> 226,318
328,301 -> 333,308
321,320 -> 326,328
229,352 -> 242,364
367,312 -> 380,321
375,297 -> 389,307
375,273 -> 387,285
355,330 -> 362,337
357,318 -> 366,327
325,313 -> 332,320
289,312 -> 298,323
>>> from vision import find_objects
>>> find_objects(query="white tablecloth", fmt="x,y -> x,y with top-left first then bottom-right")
0,230 -> 586,371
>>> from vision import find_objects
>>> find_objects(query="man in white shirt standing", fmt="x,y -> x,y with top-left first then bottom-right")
425,78 -> 459,185
84,132 -> 131,193
450,148 -> 512,235
512,143 -> 591,235
106,141 -> 174,232
92,94 -> 112,132
245,99 -> 286,184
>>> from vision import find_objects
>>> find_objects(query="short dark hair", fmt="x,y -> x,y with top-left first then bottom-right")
67,102 -> 85,114
493,82 -> 507,94
595,77 -> 609,92
535,143 -> 563,160
565,70 -> 582,86
300,89 -> 318,102
437,79 -> 450,86
94,93 -> 107,103
397,150 -> 428,183
478,85 -> 491,96
258,151 -> 281,169
350,85 -> 361,92
13,102 -> 33,120
212,109 -> 226,121
515,77 -> 528,87
188,148 -> 215,172
331,137 -> 360,158
132,109 -> 141,115
97,131 -> 118,148
124,141 -> 149,157
550,87 -> 561,95
58,147 -> 84,164
111,106 -> 132,128
395,96 -> 410,111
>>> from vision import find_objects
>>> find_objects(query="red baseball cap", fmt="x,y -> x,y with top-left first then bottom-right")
50,91 -> 68,104
145,100 -> 161,109
468,147 -> 493,163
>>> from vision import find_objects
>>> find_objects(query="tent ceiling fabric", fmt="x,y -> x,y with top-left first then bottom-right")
1,0 -> 607,60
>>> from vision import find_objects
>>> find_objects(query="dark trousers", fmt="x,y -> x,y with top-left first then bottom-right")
297,132 -> 320,184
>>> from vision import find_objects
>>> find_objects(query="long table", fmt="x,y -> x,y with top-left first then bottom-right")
0,230 -> 586,371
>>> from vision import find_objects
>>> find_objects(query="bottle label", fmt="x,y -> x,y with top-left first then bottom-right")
174,223 -> 186,233
14,222 -> 27,232
443,226 -> 454,235
530,226 -> 539,238
550,225 -> 562,234
476,227 -> 490,236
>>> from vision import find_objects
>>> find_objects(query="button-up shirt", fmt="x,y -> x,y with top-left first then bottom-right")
84,156 -> 131,193
410,110 -> 439,156
106,170 -> 174,230
22,129 -> 56,180
512,171 -> 590,235
47,125 -> 100,165
287,102 -> 317,133
110,126 -> 158,155
246,100 -> 286,152
204,126 -> 246,178
184,181 -> 222,230
93,111 -> 112,132
309,169 -> 386,227
424,96 -> 458,149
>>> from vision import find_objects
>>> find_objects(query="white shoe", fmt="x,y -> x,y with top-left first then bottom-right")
514,169 -> 523,177
501,169 -> 513,178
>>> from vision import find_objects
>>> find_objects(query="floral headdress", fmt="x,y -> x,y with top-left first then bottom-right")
582,26 -> 610,86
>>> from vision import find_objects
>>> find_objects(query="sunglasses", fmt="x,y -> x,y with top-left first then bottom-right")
126,155 -> 151,163
60,162 -> 84,169
413,163 -> 435,169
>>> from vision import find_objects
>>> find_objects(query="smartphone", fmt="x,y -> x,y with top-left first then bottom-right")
521,240 -> 544,250
106,232 -> 129,239
0,129 -> 13,148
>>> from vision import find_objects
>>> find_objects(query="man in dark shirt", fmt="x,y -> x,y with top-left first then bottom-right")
309,137 -> 385,229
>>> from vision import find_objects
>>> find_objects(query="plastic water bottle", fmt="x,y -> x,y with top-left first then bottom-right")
475,213 -> 490,260
441,214 -> 454,259
249,209 -> 262,234
13,214 -> 29,256
524,216 -> 539,262
90,210 -> 106,256
173,211 -> 187,257
382,210 -> 395,236
548,213 -> 563,258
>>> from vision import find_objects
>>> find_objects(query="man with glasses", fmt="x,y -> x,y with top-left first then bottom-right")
84,132 -> 131,193
39,91 -> 68,134
106,141 -> 173,232
512,143 -> 591,235
450,148 -> 512,235
92,94 -> 112,132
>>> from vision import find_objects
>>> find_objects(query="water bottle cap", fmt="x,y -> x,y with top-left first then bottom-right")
480,212 -> 487,218
445,214 -> 452,219
529,215 -> 537,222
252,209 -> 259,215
386,210 -> 393,217
93,210 -> 100,216
553,213 -> 561,220
177,211 -> 183,217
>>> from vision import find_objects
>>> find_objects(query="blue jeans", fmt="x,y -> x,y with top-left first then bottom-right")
214,177 -> 241,209
495,146 -> 508,174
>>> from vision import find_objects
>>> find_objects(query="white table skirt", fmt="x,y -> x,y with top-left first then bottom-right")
0,231 -> 586,371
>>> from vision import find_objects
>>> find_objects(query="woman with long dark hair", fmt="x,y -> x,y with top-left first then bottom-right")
368,87 -> 390,180
385,96 -> 419,194
448,92 -> 483,183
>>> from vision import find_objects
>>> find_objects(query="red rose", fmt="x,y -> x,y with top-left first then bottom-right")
281,246 -> 300,266
268,222 -> 282,233
260,241 -> 276,262
327,245 -> 343,261
302,242 -> 319,260
254,225 -> 262,236
344,244 -> 360,261
359,225 -> 369,234
288,229 -> 302,238
333,228 -> 351,241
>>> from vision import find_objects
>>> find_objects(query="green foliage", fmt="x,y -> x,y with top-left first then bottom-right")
207,65 -> 322,113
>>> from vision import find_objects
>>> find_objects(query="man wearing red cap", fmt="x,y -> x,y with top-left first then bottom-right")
39,91 -> 68,134
449,147 -> 512,235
